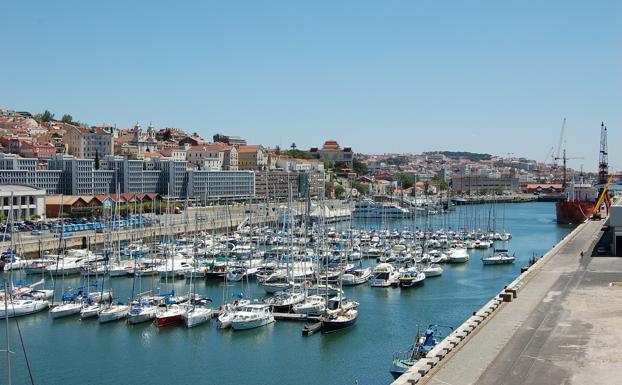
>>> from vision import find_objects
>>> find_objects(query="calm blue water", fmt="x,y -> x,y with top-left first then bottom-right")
1,202 -> 572,385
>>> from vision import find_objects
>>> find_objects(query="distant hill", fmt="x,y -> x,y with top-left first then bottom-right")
427,151 -> 492,162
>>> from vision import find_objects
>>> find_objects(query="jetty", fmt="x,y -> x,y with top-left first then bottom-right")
393,213 -> 621,385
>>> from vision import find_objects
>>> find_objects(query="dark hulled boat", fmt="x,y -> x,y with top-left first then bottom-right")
321,308 -> 358,333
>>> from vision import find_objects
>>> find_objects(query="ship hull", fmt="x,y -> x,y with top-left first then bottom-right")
555,200 -> 594,224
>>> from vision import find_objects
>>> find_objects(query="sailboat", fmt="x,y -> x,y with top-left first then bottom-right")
1,194 -> 49,318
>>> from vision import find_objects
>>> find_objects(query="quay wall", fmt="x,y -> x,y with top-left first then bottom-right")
391,217 -> 600,385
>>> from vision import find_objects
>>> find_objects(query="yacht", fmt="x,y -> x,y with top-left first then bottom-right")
259,273 -> 293,294
354,199 -> 410,218
231,304 -> 275,331
265,291 -> 305,313
156,304 -> 187,327
447,247 -> 469,263
0,297 -> 49,318
341,266 -> 372,286
99,304 -> 130,323
127,301 -> 159,325
183,298 -> 212,328
292,295 -> 326,315
422,264 -> 443,277
321,308 -> 358,333
370,263 -> 400,287
217,298 -> 250,329
50,301 -> 83,319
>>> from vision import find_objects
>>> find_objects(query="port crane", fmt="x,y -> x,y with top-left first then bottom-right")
592,122 -> 612,219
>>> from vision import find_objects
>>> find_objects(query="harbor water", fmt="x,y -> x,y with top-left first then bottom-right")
1,202 -> 573,385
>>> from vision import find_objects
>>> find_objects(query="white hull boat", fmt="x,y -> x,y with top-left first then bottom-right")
99,305 -> 130,323
0,299 -> 49,318
50,302 -> 82,319
183,307 -> 212,328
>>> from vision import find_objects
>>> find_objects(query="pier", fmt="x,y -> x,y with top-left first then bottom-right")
392,216 -> 621,385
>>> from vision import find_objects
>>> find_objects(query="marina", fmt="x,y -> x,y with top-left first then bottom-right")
1,201 -> 572,385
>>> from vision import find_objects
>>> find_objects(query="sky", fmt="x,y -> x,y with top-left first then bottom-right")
2,1 -> 621,171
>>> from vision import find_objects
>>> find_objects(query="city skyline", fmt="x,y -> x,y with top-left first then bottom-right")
2,0 -> 620,171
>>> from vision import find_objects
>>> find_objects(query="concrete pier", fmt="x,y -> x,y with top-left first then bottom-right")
393,217 -> 622,385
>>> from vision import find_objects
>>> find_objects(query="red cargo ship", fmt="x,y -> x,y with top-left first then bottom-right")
556,122 -> 611,224
555,199 -> 595,224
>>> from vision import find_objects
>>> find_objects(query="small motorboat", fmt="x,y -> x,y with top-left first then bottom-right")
398,269 -> 426,288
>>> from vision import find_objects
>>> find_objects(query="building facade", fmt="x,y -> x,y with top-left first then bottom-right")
309,140 -> 353,166
0,185 -> 46,220
451,174 -> 520,194
64,125 -> 114,159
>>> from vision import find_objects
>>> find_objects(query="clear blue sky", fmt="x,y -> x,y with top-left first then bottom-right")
2,1 -> 621,171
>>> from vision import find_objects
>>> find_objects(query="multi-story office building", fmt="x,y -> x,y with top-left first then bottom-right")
64,125 -> 114,159
187,170 -> 255,201
0,153 -> 321,201
48,155 -> 97,195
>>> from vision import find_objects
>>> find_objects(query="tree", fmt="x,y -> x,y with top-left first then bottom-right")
351,181 -> 369,195
41,110 -> 55,122
334,161 -> 349,171
352,157 -> 368,175
163,129 -> 172,141
94,150 -> 100,170
290,142 -> 297,150
61,114 -> 73,123
284,149 -> 313,160
275,145 -> 281,155
395,172 -> 415,189
334,184 -> 346,198
432,178 -> 448,191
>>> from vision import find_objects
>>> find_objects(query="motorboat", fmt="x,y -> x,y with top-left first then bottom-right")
422,264 -> 443,277
447,247 -> 469,263
482,249 -> 516,265
231,304 -> 274,331
390,325 -> 452,379
398,269 -> 426,288
370,263 -> 400,287
217,298 -> 251,329
341,266 -> 372,286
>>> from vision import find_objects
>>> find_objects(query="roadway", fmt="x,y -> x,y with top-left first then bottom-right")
418,218 -> 622,385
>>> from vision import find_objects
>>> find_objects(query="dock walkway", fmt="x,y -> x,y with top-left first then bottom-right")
394,217 -> 622,385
